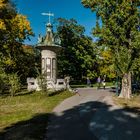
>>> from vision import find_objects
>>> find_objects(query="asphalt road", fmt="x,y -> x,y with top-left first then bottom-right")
45,88 -> 140,140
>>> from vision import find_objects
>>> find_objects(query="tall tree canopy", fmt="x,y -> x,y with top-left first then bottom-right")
82,0 -> 140,98
0,0 -> 34,86
97,46 -> 115,79
0,0 -> 33,73
56,18 -> 97,81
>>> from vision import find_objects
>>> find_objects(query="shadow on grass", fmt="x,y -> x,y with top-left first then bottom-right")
0,99 -> 140,140
0,113 -> 50,140
48,89 -> 68,97
15,90 -> 35,96
0,90 -> 34,98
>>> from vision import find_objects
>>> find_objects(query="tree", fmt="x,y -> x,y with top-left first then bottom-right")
8,73 -> 21,96
98,47 -> 115,80
0,53 -> 7,94
0,0 -> 34,78
56,18 -> 97,81
82,0 -> 140,99
37,71 -> 47,93
0,0 -> 34,94
15,45 -> 40,84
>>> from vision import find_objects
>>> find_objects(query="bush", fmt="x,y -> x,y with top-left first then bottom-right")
37,73 -> 47,93
0,72 -> 7,94
8,73 -> 21,96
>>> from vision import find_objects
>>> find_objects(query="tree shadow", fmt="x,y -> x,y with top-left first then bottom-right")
48,89 -> 66,97
46,101 -> 140,140
0,90 -> 34,98
0,101 -> 140,140
15,90 -> 35,97
0,113 -> 50,140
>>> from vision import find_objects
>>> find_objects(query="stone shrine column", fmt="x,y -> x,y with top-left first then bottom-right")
36,12 -> 62,89
41,49 -> 57,83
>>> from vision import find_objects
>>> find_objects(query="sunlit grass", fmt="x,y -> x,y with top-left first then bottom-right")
113,94 -> 140,108
70,82 -> 114,88
0,90 -> 74,139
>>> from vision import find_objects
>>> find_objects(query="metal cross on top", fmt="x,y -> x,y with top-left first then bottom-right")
41,11 -> 54,24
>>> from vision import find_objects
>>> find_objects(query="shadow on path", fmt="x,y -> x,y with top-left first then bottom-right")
46,101 -> 140,140
0,113 -> 50,140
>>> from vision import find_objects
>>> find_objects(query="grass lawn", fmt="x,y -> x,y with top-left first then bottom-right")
0,90 -> 74,140
70,82 -> 115,88
113,94 -> 140,114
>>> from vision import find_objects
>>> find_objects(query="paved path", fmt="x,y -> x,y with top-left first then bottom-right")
45,88 -> 140,140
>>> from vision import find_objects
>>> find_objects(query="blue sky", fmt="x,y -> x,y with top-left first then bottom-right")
14,0 -> 96,45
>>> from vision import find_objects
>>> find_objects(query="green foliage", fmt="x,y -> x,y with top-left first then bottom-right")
82,0 -> 140,75
82,0 -> 140,98
0,53 -> 7,94
18,46 -> 40,84
8,73 -> 21,96
0,72 -> 7,94
56,18 -> 98,80
98,47 -> 115,79
37,71 -> 47,93
0,0 -> 35,84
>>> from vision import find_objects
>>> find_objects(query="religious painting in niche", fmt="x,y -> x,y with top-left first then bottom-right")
52,58 -> 56,79
46,58 -> 51,78
47,58 -> 51,65
42,58 -> 45,69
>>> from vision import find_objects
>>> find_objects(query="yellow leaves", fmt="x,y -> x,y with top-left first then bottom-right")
23,45 -> 34,54
11,14 -> 33,39
0,19 -> 6,30
5,58 -> 15,66
99,49 -> 115,78
101,49 -> 112,61
0,0 -> 5,8
0,0 -> 33,39
0,0 -> 6,30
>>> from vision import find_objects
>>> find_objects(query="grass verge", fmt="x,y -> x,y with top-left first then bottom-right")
113,94 -> 140,108
70,82 -> 114,88
0,90 -> 73,140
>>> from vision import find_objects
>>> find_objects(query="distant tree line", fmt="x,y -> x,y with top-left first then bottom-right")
56,18 -> 115,83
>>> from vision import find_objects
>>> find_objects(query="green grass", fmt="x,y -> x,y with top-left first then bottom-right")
113,95 -> 140,108
70,84 -> 87,88
93,82 -> 115,87
70,82 -> 115,88
0,90 -> 74,140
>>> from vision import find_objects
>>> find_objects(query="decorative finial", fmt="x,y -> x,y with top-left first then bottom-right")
41,11 -> 54,24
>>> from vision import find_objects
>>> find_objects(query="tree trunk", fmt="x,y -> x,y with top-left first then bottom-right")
119,72 -> 131,99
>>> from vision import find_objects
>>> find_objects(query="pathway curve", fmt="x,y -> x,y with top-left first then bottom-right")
45,88 -> 140,140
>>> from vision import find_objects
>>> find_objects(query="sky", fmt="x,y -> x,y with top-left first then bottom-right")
14,0 -> 96,45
